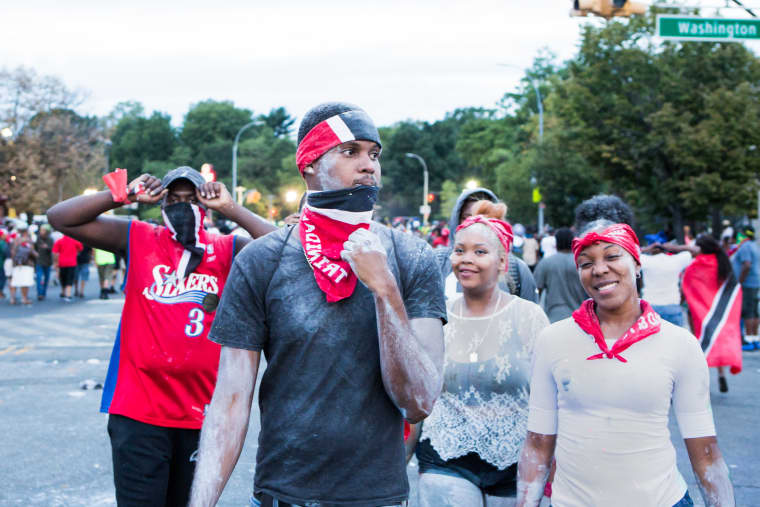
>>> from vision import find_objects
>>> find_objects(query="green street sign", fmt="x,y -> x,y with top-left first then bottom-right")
657,15 -> 760,42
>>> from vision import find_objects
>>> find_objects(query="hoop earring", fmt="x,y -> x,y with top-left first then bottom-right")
636,272 -> 642,279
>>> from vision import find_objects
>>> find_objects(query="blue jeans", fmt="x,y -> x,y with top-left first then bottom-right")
673,491 -> 694,506
0,267 -> 6,293
653,304 -> 684,327
36,264 -> 51,298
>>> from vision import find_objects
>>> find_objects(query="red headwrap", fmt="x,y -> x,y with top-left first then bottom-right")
296,110 -> 381,174
571,223 -> 640,266
456,215 -> 514,271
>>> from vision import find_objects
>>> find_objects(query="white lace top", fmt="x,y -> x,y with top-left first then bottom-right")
420,295 -> 549,469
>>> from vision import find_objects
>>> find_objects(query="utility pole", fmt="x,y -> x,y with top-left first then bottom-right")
405,153 -> 430,226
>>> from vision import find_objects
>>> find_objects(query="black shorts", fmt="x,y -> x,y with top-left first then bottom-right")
742,287 -> 759,319
415,438 -> 517,497
59,266 -> 76,287
107,414 -> 200,507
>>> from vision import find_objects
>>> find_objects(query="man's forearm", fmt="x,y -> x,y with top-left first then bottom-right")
218,202 -> 276,239
47,191 -> 121,231
373,278 -> 443,423
189,348 -> 258,507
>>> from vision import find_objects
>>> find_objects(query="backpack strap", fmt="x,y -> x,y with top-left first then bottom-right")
264,225 -> 295,296
389,227 -> 407,300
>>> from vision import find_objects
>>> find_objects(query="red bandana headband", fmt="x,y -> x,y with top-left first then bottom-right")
456,215 -> 514,271
295,110 -> 381,174
572,223 -> 640,266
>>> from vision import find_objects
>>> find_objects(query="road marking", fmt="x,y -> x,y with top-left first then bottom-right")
14,346 -> 32,355
0,346 -> 17,356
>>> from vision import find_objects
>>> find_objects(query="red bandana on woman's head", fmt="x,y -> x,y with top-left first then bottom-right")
456,215 -> 514,271
572,299 -> 661,362
572,223 -> 641,266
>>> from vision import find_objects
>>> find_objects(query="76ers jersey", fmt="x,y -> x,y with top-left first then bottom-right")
100,220 -> 235,429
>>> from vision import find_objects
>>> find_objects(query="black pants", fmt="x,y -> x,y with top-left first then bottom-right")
107,414 -> 200,507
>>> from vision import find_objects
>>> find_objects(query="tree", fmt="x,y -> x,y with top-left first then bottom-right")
378,108 -> 488,218
258,107 -> 296,138
9,109 -> 104,211
552,10 -> 760,237
0,67 -> 91,213
110,110 -> 177,181
0,66 -> 86,136
179,100 -> 254,180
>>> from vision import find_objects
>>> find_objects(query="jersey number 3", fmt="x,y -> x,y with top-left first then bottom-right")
185,308 -> 205,338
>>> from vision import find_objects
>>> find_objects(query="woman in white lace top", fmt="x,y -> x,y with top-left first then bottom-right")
407,200 -> 549,507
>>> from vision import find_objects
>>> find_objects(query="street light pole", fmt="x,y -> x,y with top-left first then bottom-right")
405,153 -> 429,226
232,120 -> 259,202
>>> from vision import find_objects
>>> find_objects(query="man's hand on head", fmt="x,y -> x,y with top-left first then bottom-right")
341,228 -> 392,294
129,174 -> 166,205
197,182 -> 235,213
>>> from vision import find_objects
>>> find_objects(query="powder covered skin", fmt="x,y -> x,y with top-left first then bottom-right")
189,347 -> 257,506
342,227 -> 444,421
696,454 -> 735,506
516,441 -> 551,507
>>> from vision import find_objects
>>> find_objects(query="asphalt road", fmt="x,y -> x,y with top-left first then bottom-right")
0,268 -> 758,506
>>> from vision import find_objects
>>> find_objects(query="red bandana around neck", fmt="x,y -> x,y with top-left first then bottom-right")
572,223 -> 641,266
299,206 -> 372,302
572,299 -> 661,362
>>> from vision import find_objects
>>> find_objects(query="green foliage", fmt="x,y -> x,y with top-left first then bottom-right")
236,126 -> 297,191
552,11 -> 760,235
258,107 -> 296,138
179,100 -> 253,178
377,108 -> 489,218
110,110 -> 177,181
439,180 -> 461,223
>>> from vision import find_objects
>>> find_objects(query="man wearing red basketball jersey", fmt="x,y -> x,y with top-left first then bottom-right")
48,166 -> 275,507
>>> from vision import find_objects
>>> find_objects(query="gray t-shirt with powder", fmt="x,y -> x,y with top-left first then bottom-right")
209,222 -> 446,506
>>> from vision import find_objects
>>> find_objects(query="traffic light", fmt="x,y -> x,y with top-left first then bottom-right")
571,0 -> 646,18
427,192 -> 435,203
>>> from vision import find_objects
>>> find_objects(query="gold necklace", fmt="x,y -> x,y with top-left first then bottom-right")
459,292 -> 503,363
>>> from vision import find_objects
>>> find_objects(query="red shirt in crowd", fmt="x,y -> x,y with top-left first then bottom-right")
52,235 -> 83,268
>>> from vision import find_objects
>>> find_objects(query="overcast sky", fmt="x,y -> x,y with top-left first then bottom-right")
4,1 -> 758,128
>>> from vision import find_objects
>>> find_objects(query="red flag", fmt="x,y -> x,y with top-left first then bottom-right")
682,255 -> 742,374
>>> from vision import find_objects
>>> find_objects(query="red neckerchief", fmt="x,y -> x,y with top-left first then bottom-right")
299,206 -> 370,303
572,299 -> 661,362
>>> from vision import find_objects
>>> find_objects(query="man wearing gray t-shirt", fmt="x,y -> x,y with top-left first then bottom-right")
189,102 -> 446,507
533,227 -> 587,323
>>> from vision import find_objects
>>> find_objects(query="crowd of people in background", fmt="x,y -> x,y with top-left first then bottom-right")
0,217 -> 126,305
2,167 -> 752,506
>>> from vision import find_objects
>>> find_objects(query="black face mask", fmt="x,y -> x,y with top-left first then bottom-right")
162,202 -> 205,278
306,185 -> 379,212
